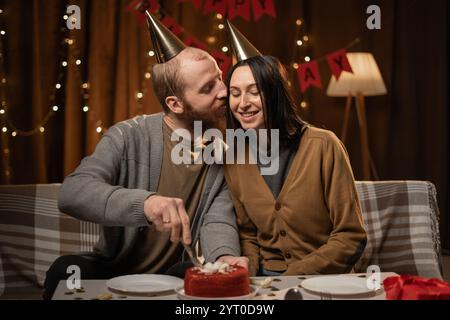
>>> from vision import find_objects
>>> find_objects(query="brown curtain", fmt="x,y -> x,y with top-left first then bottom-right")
0,0 -> 448,248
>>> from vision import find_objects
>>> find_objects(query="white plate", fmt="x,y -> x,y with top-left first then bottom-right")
175,285 -> 259,300
301,275 -> 374,296
106,274 -> 183,295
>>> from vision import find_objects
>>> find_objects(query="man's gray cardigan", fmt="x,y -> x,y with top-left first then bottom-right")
58,113 -> 240,267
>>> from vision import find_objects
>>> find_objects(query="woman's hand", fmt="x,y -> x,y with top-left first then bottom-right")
217,255 -> 249,270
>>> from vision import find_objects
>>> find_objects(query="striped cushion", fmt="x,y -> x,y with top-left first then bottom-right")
0,181 -> 443,299
354,181 -> 442,279
0,184 -> 99,299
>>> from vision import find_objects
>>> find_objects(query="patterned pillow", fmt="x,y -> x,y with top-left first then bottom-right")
354,181 -> 442,279
0,184 -> 99,299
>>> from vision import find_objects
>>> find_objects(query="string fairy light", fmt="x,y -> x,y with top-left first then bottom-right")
0,6 -> 94,137
287,19 -> 361,113
213,11 -> 225,51
290,14 -> 312,112
0,4 -> 96,181
0,10 -> 69,138
0,5 -> 11,182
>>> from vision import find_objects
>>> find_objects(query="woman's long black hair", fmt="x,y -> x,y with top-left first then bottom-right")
226,55 -> 307,146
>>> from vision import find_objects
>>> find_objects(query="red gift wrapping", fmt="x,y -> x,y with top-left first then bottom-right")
383,275 -> 450,300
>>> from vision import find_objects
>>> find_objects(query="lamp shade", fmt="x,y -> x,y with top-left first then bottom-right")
326,52 -> 387,97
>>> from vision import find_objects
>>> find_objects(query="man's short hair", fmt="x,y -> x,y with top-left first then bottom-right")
151,47 -> 210,113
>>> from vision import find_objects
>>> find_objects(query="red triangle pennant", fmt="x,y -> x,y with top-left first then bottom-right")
203,0 -> 228,16
177,0 -> 203,10
297,61 -> 322,93
251,0 -> 276,21
183,35 -> 209,51
210,50 -> 232,76
126,0 -> 160,24
228,0 -> 251,21
326,49 -> 353,80
161,16 -> 184,37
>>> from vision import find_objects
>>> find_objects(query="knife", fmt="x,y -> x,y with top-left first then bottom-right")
182,242 -> 203,268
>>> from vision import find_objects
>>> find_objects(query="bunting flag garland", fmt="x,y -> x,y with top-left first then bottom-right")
297,60 -> 322,92
163,20 -> 231,75
296,48 -> 355,93
177,0 -> 277,21
326,49 -> 353,80
161,15 -> 184,36
177,0 -> 203,10
203,0 -> 228,16
126,0 -> 160,23
126,1 -> 357,94
228,0 -> 252,22
252,0 -> 277,21
183,35 -> 209,51
210,50 -> 232,77
129,0 -> 277,23
181,34 -> 231,75
126,1 -> 232,75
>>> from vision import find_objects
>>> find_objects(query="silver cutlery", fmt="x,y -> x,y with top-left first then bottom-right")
320,291 -> 332,300
182,242 -> 203,268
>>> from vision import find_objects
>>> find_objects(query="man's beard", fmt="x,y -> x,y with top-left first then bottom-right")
182,100 -> 226,132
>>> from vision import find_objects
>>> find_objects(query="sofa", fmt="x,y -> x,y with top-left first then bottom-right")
0,181 -> 443,299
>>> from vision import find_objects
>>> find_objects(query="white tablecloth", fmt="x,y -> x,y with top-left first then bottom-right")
52,272 -> 398,300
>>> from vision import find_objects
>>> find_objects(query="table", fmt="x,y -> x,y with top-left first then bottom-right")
52,272 -> 398,300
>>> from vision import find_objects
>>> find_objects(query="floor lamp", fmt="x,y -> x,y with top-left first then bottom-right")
326,52 -> 387,181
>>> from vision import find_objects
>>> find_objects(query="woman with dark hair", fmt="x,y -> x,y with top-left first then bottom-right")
223,24 -> 367,277
226,55 -> 306,143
